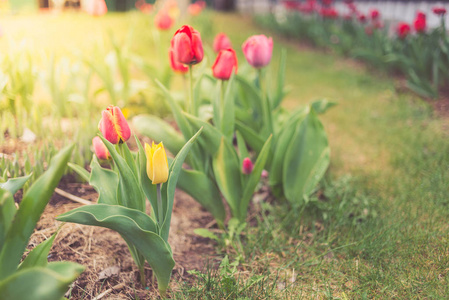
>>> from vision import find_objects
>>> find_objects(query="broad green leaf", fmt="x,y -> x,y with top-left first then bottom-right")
282,110 -> 330,204
177,168 -> 225,228
0,174 -> 32,195
240,135 -> 272,221
270,49 -> 287,109
56,204 -> 174,295
311,99 -> 337,114
132,115 -> 185,156
119,142 -> 138,180
235,74 -> 264,125
99,136 -> 145,212
269,107 -> 309,187
89,157 -> 118,205
235,131 -> 249,165
0,189 -> 15,251
67,162 -> 90,182
0,262 -> 84,300
160,128 -> 203,242
183,112 -> 224,156
18,232 -> 57,270
0,144 -> 74,280
212,80 -> 222,132
235,121 -> 265,154
213,137 -> 242,220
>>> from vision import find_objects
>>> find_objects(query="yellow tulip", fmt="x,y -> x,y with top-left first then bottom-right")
145,141 -> 169,185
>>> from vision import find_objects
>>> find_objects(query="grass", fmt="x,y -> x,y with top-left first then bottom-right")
1,11 -> 448,299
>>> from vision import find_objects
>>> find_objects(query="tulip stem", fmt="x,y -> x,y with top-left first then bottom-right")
188,65 -> 193,114
157,183 -> 163,226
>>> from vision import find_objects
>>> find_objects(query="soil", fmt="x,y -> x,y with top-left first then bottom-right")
27,177 -> 221,299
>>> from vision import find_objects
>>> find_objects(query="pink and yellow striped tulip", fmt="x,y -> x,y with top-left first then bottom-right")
99,106 -> 131,144
92,136 -> 110,160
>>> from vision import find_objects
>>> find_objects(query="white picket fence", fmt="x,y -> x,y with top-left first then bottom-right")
237,1 -> 449,28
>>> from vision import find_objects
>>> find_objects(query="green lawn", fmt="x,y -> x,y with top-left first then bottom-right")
1,11 -> 448,299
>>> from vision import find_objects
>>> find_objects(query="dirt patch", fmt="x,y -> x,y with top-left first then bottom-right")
28,178 -> 220,299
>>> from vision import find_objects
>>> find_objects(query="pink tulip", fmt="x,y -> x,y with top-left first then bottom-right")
155,10 -> 174,31
99,106 -> 131,144
242,157 -> 254,175
85,0 -> 107,16
212,48 -> 238,80
92,136 -> 110,160
242,35 -> 273,69
171,25 -> 204,65
213,33 -> 232,53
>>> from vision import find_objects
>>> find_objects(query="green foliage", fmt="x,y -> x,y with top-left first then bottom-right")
0,145 -> 84,300
58,130 -> 202,296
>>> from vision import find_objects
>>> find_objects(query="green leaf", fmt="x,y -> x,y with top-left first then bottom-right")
282,110 -> 330,204
18,232 -> 57,270
160,128 -> 203,242
0,262 -> 84,300
119,142 -> 138,180
235,121 -> 265,154
56,204 -> 174,296
235,131 -> 249,165
240,135 -> 272,221
193,228 -> 219,241
0,174 -> 32,195
213,137 -> 242,220
311,99 -> 337,114
132,115 -> 185,156
221,73 -> 236,141
271,49 -> 287,109
89,157 -> 118,205
183,112 -> 224,156
177,169 -> 225,228
0,144 -> 74,280
67,162 -> 90,182
0,189 -> 16,251
269,107 -> 309,187
99,136 -> 145,212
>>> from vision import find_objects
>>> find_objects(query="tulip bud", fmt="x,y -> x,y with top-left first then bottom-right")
92,136 -> 110,160
212,48 -> 238,81
155,10 -> 174,31
397,22 -> 411,39
242,157 -> 254,175
414,12 -> 426,33
370,9 -> 380,20
99,105 -> 131,144
242,35 -> 273,69
433,7 -> 447,16
169,47 -> 188,74
145,142 -> 169,185
171,25 -> 204,65
213,33 -> 232,53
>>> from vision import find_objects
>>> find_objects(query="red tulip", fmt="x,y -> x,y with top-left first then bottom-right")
397,22 -> 411,39
370,9 -> 380,20
155,10 -> 174,31
92,136 -> 110,160
414,12 -> 426,33
433,7 -> 447,16
188,3 -> 203,16
242,35 -> 273,69
358,13 -> 367,23
99,106 -> 131,144
213,33 -> 232,53
242,158 -> 254,175
171,25 -> 204,65
169,47 -> 188,74
212,48 -> 238,80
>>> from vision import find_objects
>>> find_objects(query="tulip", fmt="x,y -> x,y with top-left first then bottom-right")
212,48 -> 238,80
242,35 -> 273,69
397,22 -> 411,39
92,136 -> 110,160
155,10 -> 174,31
358,13 -> 367,23
370,9 -> 380,20
99,105 -> 131,144
433,7 -> 447,16
213,33 -> 232,53
188,3 -> 203,16
135,0 -> 152,14
414,12 -> 426,33
169,47 -> 188,74
242,157 -> 254,175
171,25 -> 204,65
145,142 -> 169,185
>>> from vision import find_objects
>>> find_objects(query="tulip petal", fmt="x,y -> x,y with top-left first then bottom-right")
151,143 -> 169,185
145,143 -> 154,182
112,106 -> 131,142
100,110 -> 120,144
